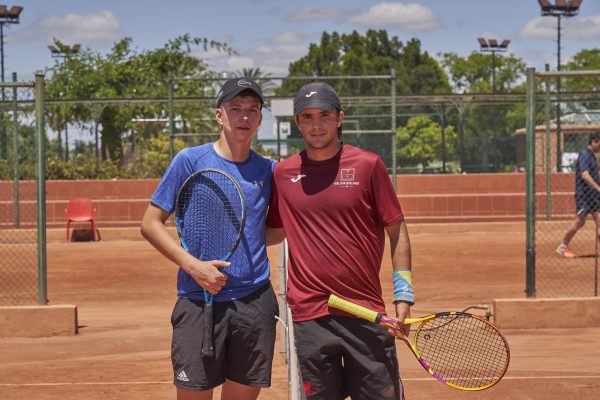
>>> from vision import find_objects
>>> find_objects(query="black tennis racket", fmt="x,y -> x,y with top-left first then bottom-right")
175,168 -> 246,357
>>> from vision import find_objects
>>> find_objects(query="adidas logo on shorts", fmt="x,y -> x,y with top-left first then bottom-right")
176,370 -> 190,382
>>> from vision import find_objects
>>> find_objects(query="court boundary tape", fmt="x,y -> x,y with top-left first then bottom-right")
2,375 -> 600,387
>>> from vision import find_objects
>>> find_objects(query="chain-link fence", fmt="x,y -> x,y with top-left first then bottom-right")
34,72 -> 528,182
526,68 -> 600,298
0,75 -> 46,306
255,75 -> 524,176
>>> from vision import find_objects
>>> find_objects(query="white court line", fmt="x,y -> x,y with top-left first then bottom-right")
2,375 -> 600,387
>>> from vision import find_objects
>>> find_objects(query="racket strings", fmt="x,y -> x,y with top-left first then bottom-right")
415,314 -> 509,389
177,171 -> 244,265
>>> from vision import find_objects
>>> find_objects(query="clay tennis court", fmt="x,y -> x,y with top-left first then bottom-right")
1,221 -> 599,400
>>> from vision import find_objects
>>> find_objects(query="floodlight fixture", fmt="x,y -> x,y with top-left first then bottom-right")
539,0 -> 583,172
539,0 -> 581,17
0,4 -> 22,86
48,42 -> 81,58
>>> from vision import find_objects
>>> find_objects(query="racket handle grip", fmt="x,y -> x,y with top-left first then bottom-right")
201,303 -> 215,358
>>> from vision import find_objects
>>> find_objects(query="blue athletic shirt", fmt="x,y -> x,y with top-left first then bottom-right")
150,143 -> 275,302
575,147 -> 600,203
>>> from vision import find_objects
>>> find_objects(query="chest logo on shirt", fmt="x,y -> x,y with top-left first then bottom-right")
335,168 -> 360,187
291,174 -> 307,183
253,180 -> 264,188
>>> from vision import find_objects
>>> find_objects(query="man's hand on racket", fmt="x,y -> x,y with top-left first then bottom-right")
186,260 -> 230,295
390,301 -> 411,338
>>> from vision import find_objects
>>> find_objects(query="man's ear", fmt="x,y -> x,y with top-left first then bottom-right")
337,110 -> 345,128
215,107 -> 223,126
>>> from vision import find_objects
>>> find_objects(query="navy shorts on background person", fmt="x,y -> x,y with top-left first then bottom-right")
576,195 -> 600,216
293,315 -> 404,400
170,282 -> 279,391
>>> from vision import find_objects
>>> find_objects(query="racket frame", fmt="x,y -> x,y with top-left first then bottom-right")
175,168 -> 246,357
327,294 -> 510,391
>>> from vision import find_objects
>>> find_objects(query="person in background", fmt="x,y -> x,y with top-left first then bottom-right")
557,133 -> 600,258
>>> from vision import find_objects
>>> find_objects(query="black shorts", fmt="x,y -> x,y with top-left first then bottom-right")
294,315 -> 404,400
171,282 -> 279,391
576,195 -> 600,216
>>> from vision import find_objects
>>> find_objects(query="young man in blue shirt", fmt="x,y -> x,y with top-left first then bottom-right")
141,78 -> 278,400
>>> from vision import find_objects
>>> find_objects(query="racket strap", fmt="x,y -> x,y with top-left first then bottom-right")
393,270 -> 415,304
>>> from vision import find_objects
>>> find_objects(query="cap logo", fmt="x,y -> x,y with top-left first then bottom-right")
237,79 -> 252,87
305,91 -> 318,97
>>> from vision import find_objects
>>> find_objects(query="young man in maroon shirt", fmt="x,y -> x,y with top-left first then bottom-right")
267,82 -> 413,400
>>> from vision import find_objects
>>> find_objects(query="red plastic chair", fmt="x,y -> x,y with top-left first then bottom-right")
65,197 -> 97,241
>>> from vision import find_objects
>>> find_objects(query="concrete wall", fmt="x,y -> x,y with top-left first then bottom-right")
0,173 -> 576,228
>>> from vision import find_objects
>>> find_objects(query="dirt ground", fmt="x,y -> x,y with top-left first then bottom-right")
1,222 -> 600,400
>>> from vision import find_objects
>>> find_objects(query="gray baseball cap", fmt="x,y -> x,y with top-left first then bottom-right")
216,77 -> 264,108
294,82 -> 341,115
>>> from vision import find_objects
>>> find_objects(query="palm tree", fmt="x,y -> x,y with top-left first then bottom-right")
233,67 -> 278,95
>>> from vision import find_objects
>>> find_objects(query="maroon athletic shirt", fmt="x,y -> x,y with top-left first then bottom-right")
267,144 -> 404,322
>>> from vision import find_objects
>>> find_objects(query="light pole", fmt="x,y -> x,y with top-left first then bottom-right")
0,5 -> 21,89
48,42 -> 80,162
478,37 -> 510,172
538,0 -> 582,172
0,4 -> 22,159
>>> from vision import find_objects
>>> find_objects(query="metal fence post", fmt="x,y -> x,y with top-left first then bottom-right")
11,71 -> 19,228
35,73 -> 47,305
168,71 -> 175,160
525,67 -> 536,298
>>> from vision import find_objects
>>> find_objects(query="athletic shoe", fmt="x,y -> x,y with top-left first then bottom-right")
556,244 -> 575,258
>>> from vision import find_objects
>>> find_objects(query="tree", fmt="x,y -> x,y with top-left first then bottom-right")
233,67 -> 277,95
396,115 -> 457,168
440,51 -> 527,94
562,48 -> 600,107
45,35 -> 235,164
283,30 -> 449,96
439,51 -> 528,171
281,30 -> 451,167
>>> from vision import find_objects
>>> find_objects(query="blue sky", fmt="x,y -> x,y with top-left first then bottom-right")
6,0 -> 600,82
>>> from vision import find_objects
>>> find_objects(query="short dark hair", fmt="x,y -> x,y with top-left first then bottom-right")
589,133 -> 600,144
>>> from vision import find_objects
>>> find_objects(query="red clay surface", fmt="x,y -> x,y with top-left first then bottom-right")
1,222 -> 600,400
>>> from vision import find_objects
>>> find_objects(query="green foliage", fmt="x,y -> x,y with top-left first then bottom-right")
440,51 -> 527,93
45,155 -> 119,180
437,51 -> 529,171
562,48 -> 600,95
281,30 -> 450,96
233,67 -> 277,96
396,115 -> 457,168
124,132 -> 186,178
45,35 -> 232,164
279,29 -> 451,168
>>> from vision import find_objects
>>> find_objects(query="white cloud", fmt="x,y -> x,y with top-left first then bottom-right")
521,17 -> 564,39
567,16 -> 600,40
39,11 -> 122,46
200,31 -> 314,76
286,7 -> 347,22
349,2 -> 440,31
520,15 -> 600,40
